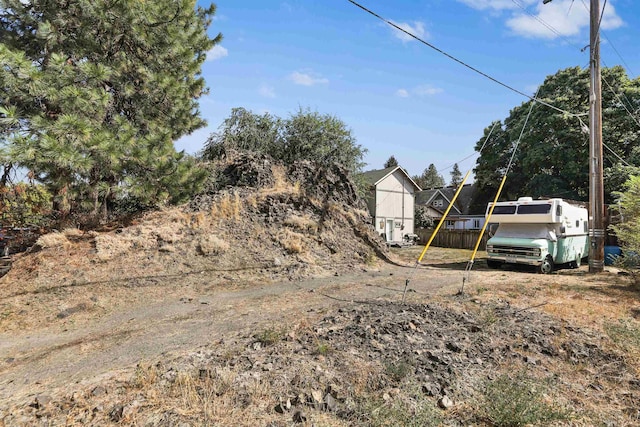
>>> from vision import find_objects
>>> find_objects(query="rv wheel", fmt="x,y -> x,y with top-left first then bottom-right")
538,255 -> 554,274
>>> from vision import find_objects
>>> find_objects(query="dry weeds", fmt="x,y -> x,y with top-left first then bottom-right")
278,229 -> 306,254
197,234 -> 229,256
284,214 -> 318,234
33,232 -> 70,250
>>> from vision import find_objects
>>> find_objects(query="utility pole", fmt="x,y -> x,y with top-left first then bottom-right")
588,0 -> 605,273
543,0 -> 605,272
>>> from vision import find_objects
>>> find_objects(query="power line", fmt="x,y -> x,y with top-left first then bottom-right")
349,0 -> 637,170
511,0 -> 567,40
602,32 -> 635,78
513,0 -> 638,128
579,0 -> 635,77
511,0 -> 639,166
346,0 -> 584,118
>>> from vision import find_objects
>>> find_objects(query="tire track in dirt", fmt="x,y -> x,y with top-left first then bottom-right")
0,264 -> 459,406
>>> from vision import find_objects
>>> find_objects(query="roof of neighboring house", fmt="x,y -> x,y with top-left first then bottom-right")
360,166 -> 422,191
415,183 -> 482,216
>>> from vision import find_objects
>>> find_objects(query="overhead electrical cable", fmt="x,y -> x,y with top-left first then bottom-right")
512,0 -> 640,164
461,90 -> 540,293
513,0 -> 638,127
600,76 -> 640,129
577,0 -> 639,111
401,122 -> 498,303
438,123 -> 501,173
602,32 -> 635,78
511,0 -> 567,40
346,0 -> 584,118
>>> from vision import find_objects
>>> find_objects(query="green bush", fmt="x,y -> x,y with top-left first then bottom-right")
354,393 -> 442,427
611,175 -> 640,284
478,372 -> 571,426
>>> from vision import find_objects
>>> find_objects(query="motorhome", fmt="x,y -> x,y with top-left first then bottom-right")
485,197 -> 589,273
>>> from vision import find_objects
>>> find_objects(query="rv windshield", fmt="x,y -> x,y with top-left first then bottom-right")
494,223 -> 557,241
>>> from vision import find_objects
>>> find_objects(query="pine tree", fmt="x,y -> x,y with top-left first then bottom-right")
450,163 -> 463,187
413,164 -> 445,189
384,156 -> 399,169
0,0 -> 219,219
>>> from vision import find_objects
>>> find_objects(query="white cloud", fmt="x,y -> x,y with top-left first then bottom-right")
599,3 -> 624,31
458,0 -> 623,40
456,0 -> 533,11
395,85 -> 443,98
508,0 -> 589,38
288,71 -> 329,86
206,45 -> 228,61
259,84 -> 276,98
390,20 -> 428,42
415,85 -> 444,96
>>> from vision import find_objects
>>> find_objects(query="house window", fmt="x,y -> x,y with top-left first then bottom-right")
433,199 -> 443,208
473,219 -> 481,229
445,220 -> 455,228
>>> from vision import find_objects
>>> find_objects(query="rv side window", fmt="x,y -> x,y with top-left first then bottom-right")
576,220 -> 579,227
556,205 -> 562,216
584,221 -> 588,233
493,205 -> 516,214
517,204 -> 551,214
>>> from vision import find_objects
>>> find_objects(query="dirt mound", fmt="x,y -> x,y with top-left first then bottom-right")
6,300 -> 635,426
0,154 -> 388,331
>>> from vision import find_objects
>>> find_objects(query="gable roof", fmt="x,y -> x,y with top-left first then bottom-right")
416,188 -> 462,215
415,183 -> 480,215
360,166 -> 422,191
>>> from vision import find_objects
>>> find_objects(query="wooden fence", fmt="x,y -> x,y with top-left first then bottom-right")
415,229 -> 488,251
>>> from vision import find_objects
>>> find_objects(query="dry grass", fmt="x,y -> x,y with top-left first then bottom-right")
389,245 -> 473,266
210,192 -> 242,222
190,212 -> 207,229
94,233 -> 154,261
278,229 -> 306,254
197,234 -> 230,256
284,214 -> 318,234
93,209 -> 191,260
34,232 -> 70,250
258,165 -> 299,196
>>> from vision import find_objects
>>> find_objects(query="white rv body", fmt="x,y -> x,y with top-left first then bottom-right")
485,197 -> 589,273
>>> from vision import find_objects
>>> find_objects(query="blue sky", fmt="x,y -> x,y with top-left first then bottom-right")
177,0 -> 639,181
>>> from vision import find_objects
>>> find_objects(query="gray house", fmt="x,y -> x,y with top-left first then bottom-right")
361,166 -> 422,243
415,183 -> 485,230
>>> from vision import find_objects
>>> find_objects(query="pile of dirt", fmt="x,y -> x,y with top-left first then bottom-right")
0,153 -> 388,331
5,300 -> 637,425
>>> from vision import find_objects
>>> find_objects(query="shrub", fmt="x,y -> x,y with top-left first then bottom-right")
254,327 -> 283,346
478,371 -> 571,426
354,392 -> 442,427
198,235 -> 229,256
611,175 -> 640,285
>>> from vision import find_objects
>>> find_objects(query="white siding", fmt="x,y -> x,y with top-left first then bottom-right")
453,217 -> 485,230
373,170 -> 416,241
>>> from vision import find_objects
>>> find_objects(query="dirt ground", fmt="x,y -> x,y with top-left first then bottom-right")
1,245 -> 639,426
1,156 -> 639,425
